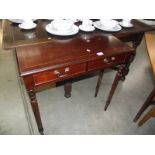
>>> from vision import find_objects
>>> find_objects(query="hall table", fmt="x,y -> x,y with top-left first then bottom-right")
2,19 -> 155,134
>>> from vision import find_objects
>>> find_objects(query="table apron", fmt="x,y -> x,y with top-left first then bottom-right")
27,53 -> 131,87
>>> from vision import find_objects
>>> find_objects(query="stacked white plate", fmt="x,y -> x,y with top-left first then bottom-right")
119,22 -> 133,28
8,19 -> 37,24
79,25 -> 95,32
45,19 -> 79,36
19,21 -> 37,30
94,19 -> 122,32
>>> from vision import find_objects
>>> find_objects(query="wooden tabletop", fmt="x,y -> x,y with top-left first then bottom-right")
2,19 -> 155,49
16,33 -> 134,76
145,33 -> 155,77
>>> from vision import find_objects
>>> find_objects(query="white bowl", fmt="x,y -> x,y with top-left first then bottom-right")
100,19 -> 118,28
22,19 -> 35,27
122,19 -> 132,26
51,19 -> 74,31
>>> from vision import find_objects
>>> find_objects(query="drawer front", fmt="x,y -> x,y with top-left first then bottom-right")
88,54 -> 127,71
33,63 -> 86,85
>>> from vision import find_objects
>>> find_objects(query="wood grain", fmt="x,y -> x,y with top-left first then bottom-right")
2,19 -> 155,49
16,34 -> 133,76
145,33 -> 155,77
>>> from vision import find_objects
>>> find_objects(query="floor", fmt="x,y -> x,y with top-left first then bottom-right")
0,21 -> 155,135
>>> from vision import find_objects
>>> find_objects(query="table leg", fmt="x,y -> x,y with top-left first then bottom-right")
104,65 -> 123,111
133,87 -> 155,122
132,33 -> 144,49
28,90 -> 44,134
122,34 -> 144,81
121,52 -> 135,81
138,106 -> 155,126
23,76 -> 44,135
94,70 -> 104,97
117,33 -> 144,82
123,33 -> 144,80
64,80 -> 72,98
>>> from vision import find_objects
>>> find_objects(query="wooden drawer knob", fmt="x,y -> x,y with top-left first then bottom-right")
111,57 -> 116,61
53,70 -> 60,75
53,68 -> 69,78
104,58 -> 109,63
65,67 -> 70,72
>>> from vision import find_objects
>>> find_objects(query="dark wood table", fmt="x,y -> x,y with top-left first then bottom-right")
2,19 -> 155,134
2,19 -> 154,49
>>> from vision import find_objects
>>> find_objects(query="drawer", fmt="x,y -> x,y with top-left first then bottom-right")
88,54 -> 127,71
33,63 -> 86,86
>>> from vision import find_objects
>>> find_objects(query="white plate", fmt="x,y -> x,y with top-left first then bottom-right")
79,25 -> 95,32
18,23 -> 37,30
68,19 -> 79,23
45,24 -> 79,36
94,21 -> 122,32
8,19 -> 37,24
119,22 -> 133,28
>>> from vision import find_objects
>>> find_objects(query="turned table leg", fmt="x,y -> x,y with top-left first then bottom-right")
118,33 -> 144,82
104,67 -> 122,111
28,90 -> 44,134
132,33 -> 144,49
94,70 -> 104,97
23,75 -> 44,135
64,80 -> 72,98
134,87 -> 155,122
